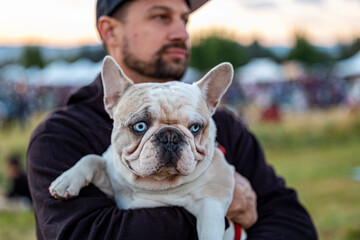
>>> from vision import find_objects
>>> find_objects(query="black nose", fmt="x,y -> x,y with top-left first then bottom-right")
155,127 -> 185,165
157,127 -> 184,148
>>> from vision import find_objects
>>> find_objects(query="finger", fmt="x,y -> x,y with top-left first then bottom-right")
232,206 -> 258,229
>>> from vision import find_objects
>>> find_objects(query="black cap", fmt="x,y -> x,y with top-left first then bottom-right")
96,0 -> 208,22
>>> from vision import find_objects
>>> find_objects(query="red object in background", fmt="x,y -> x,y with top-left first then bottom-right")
261,104 -> 281,122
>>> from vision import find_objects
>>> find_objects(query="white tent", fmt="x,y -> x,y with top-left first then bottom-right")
1,59 -> 101,86
236,58 -> 285,84
334,51 -> 360,78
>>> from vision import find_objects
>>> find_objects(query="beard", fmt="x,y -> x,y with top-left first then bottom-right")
122,36 -> 190,80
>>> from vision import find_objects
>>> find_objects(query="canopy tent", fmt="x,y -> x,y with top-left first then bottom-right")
334,51 -> 360,78
236,58 -> 285,84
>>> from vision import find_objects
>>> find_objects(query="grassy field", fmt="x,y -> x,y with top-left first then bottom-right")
0,109 -> 359,240
0,115 -> 43,240
248,108 -> 360,240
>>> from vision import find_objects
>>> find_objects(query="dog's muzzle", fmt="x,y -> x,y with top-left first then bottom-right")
154,127 -> 185,166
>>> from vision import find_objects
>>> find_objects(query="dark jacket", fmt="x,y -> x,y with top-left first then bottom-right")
27,75 -> 317,240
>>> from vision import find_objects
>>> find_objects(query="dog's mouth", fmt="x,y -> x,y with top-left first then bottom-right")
152,164 -> 181,180
125,158 -> 178,176
126,159 -> 194,180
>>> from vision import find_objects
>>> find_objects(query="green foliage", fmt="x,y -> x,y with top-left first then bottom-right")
66,45 -> 107,63
286,35 -> 333,66
79,46 -> 107,63
190,36 -> 249,71
247,40 -> 279,62
12,35 -> 360,70
189,33 -> 342,71
336,38 -> 360,60
21,46 -> 45,69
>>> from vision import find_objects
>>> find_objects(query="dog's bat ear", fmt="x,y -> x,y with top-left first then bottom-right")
194,62 -> 233,115
101,55 -> 134,118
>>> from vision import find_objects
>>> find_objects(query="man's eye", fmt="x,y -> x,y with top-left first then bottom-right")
155,14 -> 168,20
190,124 -> 201,134
133,122 -> 148,133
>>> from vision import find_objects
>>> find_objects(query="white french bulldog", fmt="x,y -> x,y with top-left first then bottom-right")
49,56 -> 246,240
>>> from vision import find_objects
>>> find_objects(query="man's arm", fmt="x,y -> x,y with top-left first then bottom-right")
214,110 -> 318,240
27,110 -> 199,240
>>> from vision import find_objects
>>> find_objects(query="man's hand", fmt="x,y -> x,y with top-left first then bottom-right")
226,172 -> 258,229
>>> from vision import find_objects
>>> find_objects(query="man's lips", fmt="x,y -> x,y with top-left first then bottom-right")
164,48 -> 187,59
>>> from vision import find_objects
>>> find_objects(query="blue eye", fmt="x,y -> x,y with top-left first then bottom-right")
190,124 -> 201,134
133,122 -> 148,133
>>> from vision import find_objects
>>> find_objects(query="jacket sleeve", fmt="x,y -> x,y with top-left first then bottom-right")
213,110 -> 318,240
27,110 -> 198,240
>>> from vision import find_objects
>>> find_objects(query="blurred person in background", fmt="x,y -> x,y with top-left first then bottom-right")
6,154 -> 32,204
27,0 -> 317,239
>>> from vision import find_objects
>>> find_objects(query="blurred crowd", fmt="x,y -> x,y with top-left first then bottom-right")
0,55 -> 360,128
0,73 -> 359,129
237,77 -> 349,111
227,75 -> 359,122
0,80 -> 75,129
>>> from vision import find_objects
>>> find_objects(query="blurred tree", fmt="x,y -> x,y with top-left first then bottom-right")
77,46 -> 106,63
190,36 -> 249,71
286,35 -> 333,66
247,40 -> 280,62
336,38 -> 360,60
65,45 -> 107,63
21,46 -> 45,69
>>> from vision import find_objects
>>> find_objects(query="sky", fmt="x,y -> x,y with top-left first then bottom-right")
0,0 -> 359,48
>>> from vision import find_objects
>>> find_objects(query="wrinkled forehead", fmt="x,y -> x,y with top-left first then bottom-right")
118,82 -> 209,122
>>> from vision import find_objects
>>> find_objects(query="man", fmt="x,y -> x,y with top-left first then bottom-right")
27,0 -> 318,239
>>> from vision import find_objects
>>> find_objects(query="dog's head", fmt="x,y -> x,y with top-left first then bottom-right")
101,56 -> 233,186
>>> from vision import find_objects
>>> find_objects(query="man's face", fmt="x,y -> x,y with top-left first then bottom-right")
115,0 -> 191,80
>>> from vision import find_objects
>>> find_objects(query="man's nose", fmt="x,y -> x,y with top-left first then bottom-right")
168,19 -> 189,42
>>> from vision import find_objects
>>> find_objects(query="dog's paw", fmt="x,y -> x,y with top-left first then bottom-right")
49,171 -> 90,200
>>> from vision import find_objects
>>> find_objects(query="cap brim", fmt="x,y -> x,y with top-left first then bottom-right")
189,0 -> 208,12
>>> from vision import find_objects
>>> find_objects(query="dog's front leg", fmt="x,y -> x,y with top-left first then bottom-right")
187,198 -> 226,240
49,154 -> 114,200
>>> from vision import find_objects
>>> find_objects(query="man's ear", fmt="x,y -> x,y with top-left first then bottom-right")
97,16 -> 121,47
194,62 -> 233,115
101,55 -> 134,118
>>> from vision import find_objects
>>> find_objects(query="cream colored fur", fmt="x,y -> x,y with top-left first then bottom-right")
49,56 -> 245,240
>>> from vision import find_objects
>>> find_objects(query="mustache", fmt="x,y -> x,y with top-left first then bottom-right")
157,42 -> 188,54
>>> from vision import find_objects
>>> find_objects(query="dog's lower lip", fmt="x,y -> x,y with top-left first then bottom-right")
156,165 -> 180,175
